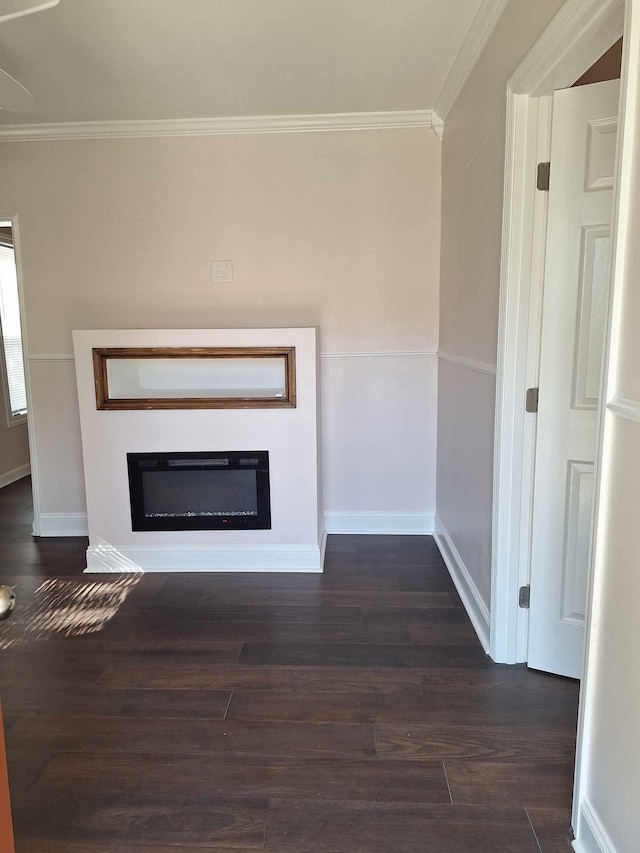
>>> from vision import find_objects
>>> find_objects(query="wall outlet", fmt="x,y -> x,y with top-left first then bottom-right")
211,260 -> 233,283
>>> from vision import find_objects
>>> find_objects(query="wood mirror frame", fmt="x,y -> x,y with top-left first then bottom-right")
92,346 -> 297,410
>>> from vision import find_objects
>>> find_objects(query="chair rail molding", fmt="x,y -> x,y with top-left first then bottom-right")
437,350 -> 497,376
29,350 -> 439,362
606,395 -> 640,424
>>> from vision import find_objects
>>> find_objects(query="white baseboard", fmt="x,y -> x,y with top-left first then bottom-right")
433,513 -> 490,652
37,512 -> 89,537
84,542 -> 325,573
572,799 -> 618,853
0,462 -> 30,489
324,512 -> 435,535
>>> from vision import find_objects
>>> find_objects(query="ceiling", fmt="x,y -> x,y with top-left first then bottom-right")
0,0 -> 484,125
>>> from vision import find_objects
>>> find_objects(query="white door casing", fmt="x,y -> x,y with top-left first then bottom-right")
527,79 -> 619,679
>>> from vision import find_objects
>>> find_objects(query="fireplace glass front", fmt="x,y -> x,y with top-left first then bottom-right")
127,451 -> 271,531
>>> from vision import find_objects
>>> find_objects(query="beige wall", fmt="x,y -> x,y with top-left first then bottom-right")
0,128 -> 440,525
436,0 -> 565,606
0,380 -> 29,485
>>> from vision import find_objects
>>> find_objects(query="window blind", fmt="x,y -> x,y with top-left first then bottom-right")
0,244 -> 27,417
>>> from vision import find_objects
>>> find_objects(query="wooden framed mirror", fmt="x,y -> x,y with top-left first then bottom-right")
92,346 -> 296,410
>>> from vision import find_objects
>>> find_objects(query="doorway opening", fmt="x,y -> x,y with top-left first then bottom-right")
0,220 -> 32,533
490,0 -> 624,667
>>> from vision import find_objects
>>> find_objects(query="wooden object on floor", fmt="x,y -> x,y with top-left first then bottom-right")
0,702 -> 16,853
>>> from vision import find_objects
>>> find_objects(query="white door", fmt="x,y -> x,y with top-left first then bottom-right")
528,79 -> 619,679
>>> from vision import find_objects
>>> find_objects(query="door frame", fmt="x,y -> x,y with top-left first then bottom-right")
490,0 -> 625,665
0,214 -> 41,534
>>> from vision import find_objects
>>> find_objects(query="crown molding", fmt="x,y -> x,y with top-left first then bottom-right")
509,0 -> 624,95
434,0 -> 510,125
431,111 -> 444,140
0,109 -> 435,142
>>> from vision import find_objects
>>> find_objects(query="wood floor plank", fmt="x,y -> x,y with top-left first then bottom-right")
418,669 -> 580,729
8,714 -> 376,757
11,791 -> 269,849
239,641 -> 491,669
166,573 -> 404,592
327,561 -> 451,579
264,799 -> 541,852
5,748 -> 52,793
396,576 -> 459,591
327,533 -> 442,557
131,603 -> 365,623
130,621 -> 412,645
200,589 -> 455,608
33,752 -> 450,804
161,570 -> 398,590
0,634 -> 242,659
222,690 -> 577,729
2,686 -> 233,719
97,662 -> 424,692
418,665 -> 579,694
409,624 -> 481,646
0,652 -> 110,686
375,723 -> 576,762
445,760 -> 575,808
100,638 -> 246,653
226,689 -> 442,723
526,807 -> 575,852
363,606 -> 471,627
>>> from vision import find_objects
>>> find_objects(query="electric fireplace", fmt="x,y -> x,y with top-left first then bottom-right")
127,451 -> 271,531
74,328 -> 321,573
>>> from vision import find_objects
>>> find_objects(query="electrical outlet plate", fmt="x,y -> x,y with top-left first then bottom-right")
211,260 -> 233,283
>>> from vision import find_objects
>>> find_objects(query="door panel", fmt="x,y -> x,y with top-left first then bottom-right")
527,79 -> 619,678
573,226 -> 611,409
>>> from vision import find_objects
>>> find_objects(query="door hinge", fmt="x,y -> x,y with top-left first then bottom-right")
525,387 -> 539,413
537,161 -> 551,191
519,585 -> 531,609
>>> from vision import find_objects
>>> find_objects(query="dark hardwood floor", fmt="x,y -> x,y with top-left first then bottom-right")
0,477 -> 577,852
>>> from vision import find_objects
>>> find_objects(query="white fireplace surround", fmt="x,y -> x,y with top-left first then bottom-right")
73,328 -> 324,572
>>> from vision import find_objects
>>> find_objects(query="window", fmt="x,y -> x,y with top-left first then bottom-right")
0,238 -> 27,425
